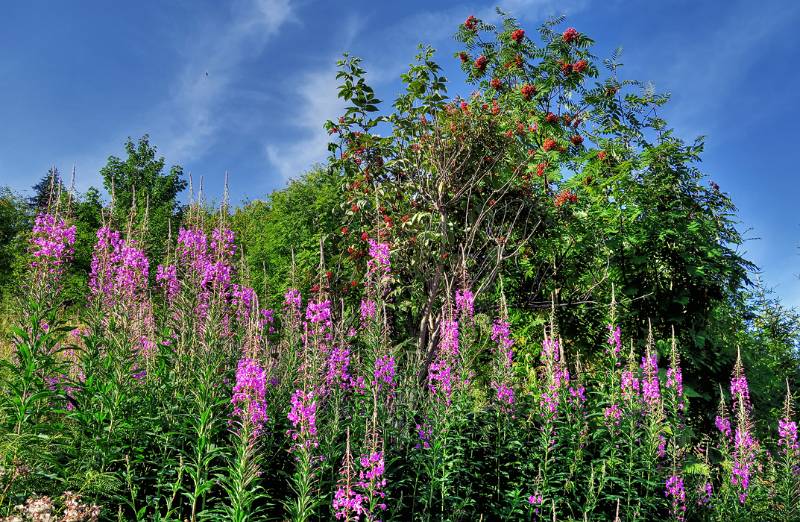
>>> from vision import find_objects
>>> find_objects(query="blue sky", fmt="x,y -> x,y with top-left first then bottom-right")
1,0 -> 799,305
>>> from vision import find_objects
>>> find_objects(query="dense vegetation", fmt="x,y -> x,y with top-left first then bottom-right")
0,13 -> 798,521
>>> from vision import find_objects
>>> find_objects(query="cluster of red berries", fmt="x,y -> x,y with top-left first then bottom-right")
459,52 -> 469,63
542,138 -> 557,152
520,83 -> 536,100
536,162 -> 548,177
558,59 -> 588,75
474,55 -> 488,72
597,151 -> 607,161
511,29 -> 525,42
562,27 -> 579,43
464,15 -> 478,31
570,134 -> 583,146
554,189 -> 578,207
490,78 -> 502,90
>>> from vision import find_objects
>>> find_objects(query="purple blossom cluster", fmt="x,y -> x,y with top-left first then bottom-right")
494,382 -> 515,410
640,354 -> 660,409
697,482 -> 713,506
287,389 -> 318,450
326,346 -> 353,390
89,227 -> 149,305
731,427 -> 757,503
373,355 -> 396,392
306,299 -> 332,328
231,357 -> 268,438
666,365 -> 684,412
620,369 -> 640,400
285,288 -> 302,311
606,324 -> 621,361
730,374 -> 750,407
357,451 -> 388,513
439,319 -> 459,357
778,418 -> 798,451
332,483 -> 365,520
491,320 -> 514,364
664,475 -> 686,521
715,415 -> 732,439
155,264 -> 179,301
366,239 -> 391,278
29,213 -> 76,278
360,299 -> 377,324
526,493 -> 543,516
416,423 -> 432,450
603,403 -> 622,426
428,358 -> 454,405
455,288 -> 475,319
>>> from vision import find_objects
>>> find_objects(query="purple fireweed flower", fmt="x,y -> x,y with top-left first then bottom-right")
439,319 -> 459,357
730,374 -> 750,407
455,288 -> 475,319
287,389 -> 318,449
306,299 -> 332,327
657,435 -> 667,459
177,227 -> 208,263
357,451 -> 388,513
360,299 -> 377,324
284,288 -> 302,309
715,415 -> 732,439
89,227 -> 150,306
621,370 -> 640,400
326,346 -> 352,390
231,357 -> 268,438
231,284 -> 258,321
604,404 -> 622,426
665,475 -> 687,521
491,320 -> 514,364
640,354 -> 660,408
416,423 -> 432,449
568,385 -> 586,406
666,366 -> 684,411
115,243 -> 149,298
211,227 -> 236,259
155,264 -> 179,301
541,337 -> 560,363
373,355 -> 396,392
778,418 -> 799,451
731,427 -> 757,503
366,239 -> 391,277
607,324 -> 622,361
527,493 -> 544,516
494,382 -> 515,412
29,213 -> 76,279
259,308 -> 275,333
697,482 -> 713,506
428,358 -> 454,405
333,485 -> 365,520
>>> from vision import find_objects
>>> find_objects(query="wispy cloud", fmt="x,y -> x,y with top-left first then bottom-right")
159,0 -> 294,161
265,64 -> 346,180
264,15 -> 364,180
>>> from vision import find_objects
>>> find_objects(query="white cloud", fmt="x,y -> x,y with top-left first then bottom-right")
265,64 -> 346,180
264,16 -> 364,180
159,0 -> 294,161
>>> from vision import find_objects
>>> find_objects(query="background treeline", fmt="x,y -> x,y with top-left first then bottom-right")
2,148 -> 798,436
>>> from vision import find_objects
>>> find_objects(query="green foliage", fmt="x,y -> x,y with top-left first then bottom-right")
100,135 -> 186,265
231,167 -> 344,308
